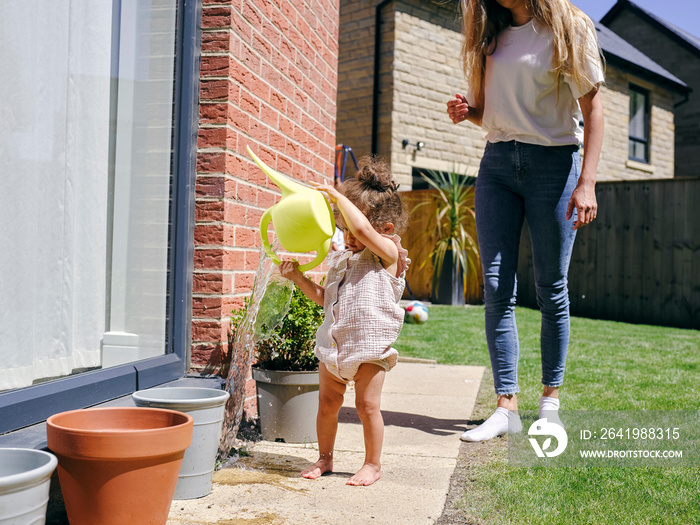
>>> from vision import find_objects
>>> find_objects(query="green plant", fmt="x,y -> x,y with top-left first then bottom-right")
230,283 -> 323,372
413,169 -> 480,300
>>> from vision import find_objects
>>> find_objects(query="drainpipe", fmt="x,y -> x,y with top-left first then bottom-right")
371,0 -> 393,155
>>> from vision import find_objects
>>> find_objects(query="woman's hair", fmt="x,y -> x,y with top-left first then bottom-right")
461,0 -> 604,108
341,156 -> 409,235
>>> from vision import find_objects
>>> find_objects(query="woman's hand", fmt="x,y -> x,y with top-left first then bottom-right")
566,181 -> 597,230
446,93 -> 470,124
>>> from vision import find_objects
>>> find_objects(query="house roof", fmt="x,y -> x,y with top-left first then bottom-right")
594,21 -> 689,94
601,0 -> 700,59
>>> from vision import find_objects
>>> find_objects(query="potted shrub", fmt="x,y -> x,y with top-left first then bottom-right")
231,279 -> 324,443
413,169 -> 481,305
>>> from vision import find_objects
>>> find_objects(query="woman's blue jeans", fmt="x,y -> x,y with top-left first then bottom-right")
475,140 -> 580,395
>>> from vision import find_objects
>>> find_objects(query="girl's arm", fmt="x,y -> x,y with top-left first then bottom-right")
446,93 -> 483,126
279,261 -> 325,306
314,183 -> 399,272
567,87 -> 604,230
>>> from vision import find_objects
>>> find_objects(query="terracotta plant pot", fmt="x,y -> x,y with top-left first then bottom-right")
46,407 -> 193,525
0,448 -> 57,525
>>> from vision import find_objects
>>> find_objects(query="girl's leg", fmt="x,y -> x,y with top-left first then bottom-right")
302,362 -> 346,479
348,363 -> 386,486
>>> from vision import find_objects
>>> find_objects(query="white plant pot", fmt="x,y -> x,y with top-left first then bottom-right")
253,368 -> 319,443
132,387 -> 230,500
0,448 -> 57,525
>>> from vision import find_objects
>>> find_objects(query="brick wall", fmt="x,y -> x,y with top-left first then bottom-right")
194,0 -> 339,418
338,0 -> 677,186
604,9 -> 700,178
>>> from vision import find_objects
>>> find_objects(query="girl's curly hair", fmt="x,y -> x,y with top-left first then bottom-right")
340,156 -> 409,235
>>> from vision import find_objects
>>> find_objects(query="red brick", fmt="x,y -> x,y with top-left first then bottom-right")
239,91 -> 260,116
233,272 -> 255,291
234,226 -> 257,248
201,6 -> 232,29
200,55 -> 229,77
246,208 -> 264,228
224,250 -> 246,271
241,2 -> 262,29
201,31 -> 230,53
195,223 -> 225,245
192,295 -> 224,318
195,200 -> 225,222
192,319 -> 227,343
193,272 -> 224,294
197,151 -> 226,173
194,248 -> 225,270
198,127 -> 227,149
200,102 -> 228,125
200,79 -> 229,101
223,202 -> 248,224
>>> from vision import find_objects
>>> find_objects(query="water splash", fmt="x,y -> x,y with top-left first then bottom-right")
218,245 -> 293,460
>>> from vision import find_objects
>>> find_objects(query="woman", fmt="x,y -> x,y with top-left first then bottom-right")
447,0 -> 604,441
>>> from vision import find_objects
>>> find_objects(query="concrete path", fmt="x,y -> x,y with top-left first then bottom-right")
167,361 -> 484,525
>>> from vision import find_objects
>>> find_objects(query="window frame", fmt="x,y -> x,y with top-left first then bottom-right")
628,84 -> 651,164
0,0 -> 201,435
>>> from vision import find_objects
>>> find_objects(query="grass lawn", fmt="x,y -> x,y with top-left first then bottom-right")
396,305 -> 700,525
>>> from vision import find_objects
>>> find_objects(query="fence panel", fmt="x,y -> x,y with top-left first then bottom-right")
517,178 -> 700,329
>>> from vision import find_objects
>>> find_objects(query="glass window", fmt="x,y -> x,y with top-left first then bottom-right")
628,85 -> 650,163
0,0 -> 177,392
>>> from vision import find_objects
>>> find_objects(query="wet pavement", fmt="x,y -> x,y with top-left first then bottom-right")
167,361 -> 484,525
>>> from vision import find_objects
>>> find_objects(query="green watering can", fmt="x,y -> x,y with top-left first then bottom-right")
247,146 -> 335,272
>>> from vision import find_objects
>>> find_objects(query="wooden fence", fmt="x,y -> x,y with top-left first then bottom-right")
517,177 -> 700,329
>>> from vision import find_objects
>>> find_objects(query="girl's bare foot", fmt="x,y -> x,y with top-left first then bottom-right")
301,455 -> 333,479
347,463 -> 381,486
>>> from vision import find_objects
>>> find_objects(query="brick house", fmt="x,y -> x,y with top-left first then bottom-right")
0,0 -> 339,446
602,0 -> 700,179
336,0 -> 689,186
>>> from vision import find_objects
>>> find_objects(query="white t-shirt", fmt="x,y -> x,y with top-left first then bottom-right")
470,19 -> 604,147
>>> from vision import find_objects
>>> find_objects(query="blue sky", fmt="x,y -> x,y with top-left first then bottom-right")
571,0 -> 700,39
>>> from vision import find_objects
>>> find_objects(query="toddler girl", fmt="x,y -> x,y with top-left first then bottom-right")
280,157 -> 409,486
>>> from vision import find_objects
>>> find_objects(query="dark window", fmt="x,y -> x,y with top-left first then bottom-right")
411,168 -> 476,190
629,85 -> 650,163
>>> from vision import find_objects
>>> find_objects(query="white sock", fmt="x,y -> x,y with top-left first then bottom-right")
460,407 -> 522,442
539,396 -> 563,428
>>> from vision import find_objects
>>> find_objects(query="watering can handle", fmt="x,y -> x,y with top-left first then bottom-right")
297,238 -> 332,273
260,208 -> 330,273
260,208 -> 282,266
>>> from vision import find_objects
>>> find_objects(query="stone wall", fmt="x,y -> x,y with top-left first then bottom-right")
598,67 -> 676,181
604,9 -> 700,178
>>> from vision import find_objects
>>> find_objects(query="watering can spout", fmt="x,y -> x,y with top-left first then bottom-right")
246,146 -> 302,198
247,146 -> 335,272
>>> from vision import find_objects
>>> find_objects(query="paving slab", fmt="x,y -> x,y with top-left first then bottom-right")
167,362 -> 484,525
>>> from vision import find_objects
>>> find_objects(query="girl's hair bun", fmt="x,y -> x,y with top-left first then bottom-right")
357,158 -> 398,193
341,155 -> 407,235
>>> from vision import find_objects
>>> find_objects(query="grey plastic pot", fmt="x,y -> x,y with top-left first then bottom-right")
252,368 -> 319,443
0,448 -> 57,525
132,387 -> 230,500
